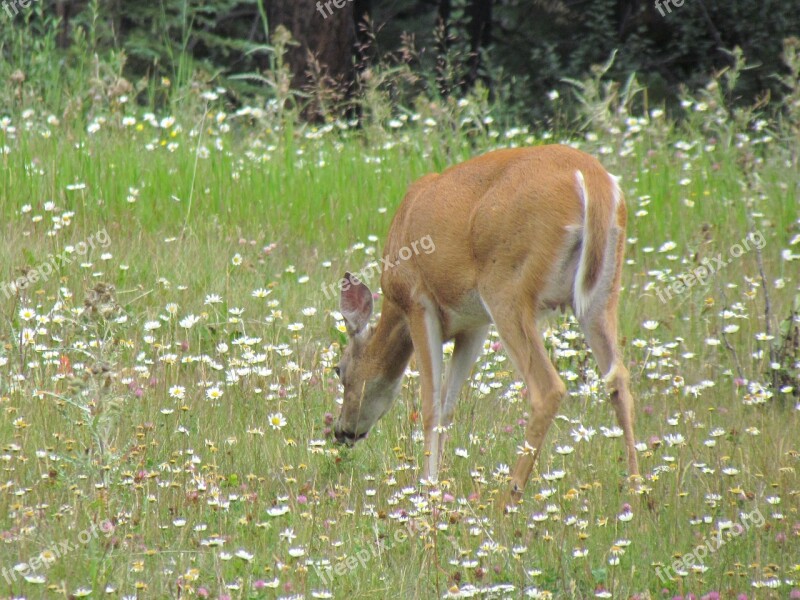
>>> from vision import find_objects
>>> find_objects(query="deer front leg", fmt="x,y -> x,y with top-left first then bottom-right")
438,326 -> 489,460
409,305 -> 444,483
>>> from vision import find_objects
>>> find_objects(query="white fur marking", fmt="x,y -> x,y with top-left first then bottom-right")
421,299 -> 443,419
573,170 -> 591,318
574,170 -> 622,320
575,170 -> 587,208
478,295 -> 493,323
610,172 -> 621,208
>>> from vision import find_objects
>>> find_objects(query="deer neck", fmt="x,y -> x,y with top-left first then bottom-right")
365,299 -> 414,383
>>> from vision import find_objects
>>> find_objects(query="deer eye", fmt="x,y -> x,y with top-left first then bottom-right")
334,365 -> 341,378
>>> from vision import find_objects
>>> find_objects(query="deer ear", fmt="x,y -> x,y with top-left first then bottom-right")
340,272 -> 373,335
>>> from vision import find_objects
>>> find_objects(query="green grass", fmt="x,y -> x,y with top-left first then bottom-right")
0,86 -> 798,600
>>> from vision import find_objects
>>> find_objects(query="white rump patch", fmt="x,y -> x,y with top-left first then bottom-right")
573,170 -> 620,320
610,173 -> 621,208
575,170 -> 587,208
573,170 -> 591,318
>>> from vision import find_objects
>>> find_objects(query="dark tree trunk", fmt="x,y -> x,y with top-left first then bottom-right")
464,0 -> 492,92
353,0 -> 372,55
436,0 -> 452,96
55,0 -> 77,48
616,0 -> 641,38
348,0 -> 373,121
352,0 -> 374,75
267,0 -> 356,107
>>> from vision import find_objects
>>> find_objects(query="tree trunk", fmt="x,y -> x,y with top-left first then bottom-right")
267,0 -> 356,114
436,0 -> 452,96
616,0 -> 641,38
464,0 -> 492,92
353,0 -> 372,58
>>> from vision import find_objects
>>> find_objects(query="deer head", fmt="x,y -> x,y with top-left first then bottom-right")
333,273 -> 403,445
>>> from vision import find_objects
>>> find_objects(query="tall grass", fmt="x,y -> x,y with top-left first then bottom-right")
0,22 -> 799,600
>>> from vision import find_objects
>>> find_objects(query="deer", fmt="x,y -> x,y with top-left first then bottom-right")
332,144 -> 639,508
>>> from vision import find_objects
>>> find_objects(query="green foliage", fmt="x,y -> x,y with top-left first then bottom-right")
2,0 -> 800,121
486,0 -> 800,117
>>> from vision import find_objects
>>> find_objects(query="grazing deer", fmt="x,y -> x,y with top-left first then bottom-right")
333,145 -> 639,506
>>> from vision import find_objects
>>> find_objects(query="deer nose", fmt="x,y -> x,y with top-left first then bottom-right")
333,421 -> 352,445
334,423 -> 346,444
333,423 -> 366,445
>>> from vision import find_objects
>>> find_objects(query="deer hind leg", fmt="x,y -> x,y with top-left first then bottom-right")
487,301 -> 566,507
579,308 -> 639,479
438,325 -> 490,461
577,224 -> 639,479
408,302 -> 444,483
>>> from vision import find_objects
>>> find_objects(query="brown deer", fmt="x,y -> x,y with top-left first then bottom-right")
333,145 -> 639,507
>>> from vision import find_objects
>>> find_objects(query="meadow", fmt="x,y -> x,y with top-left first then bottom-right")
1,54 -> 799,600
